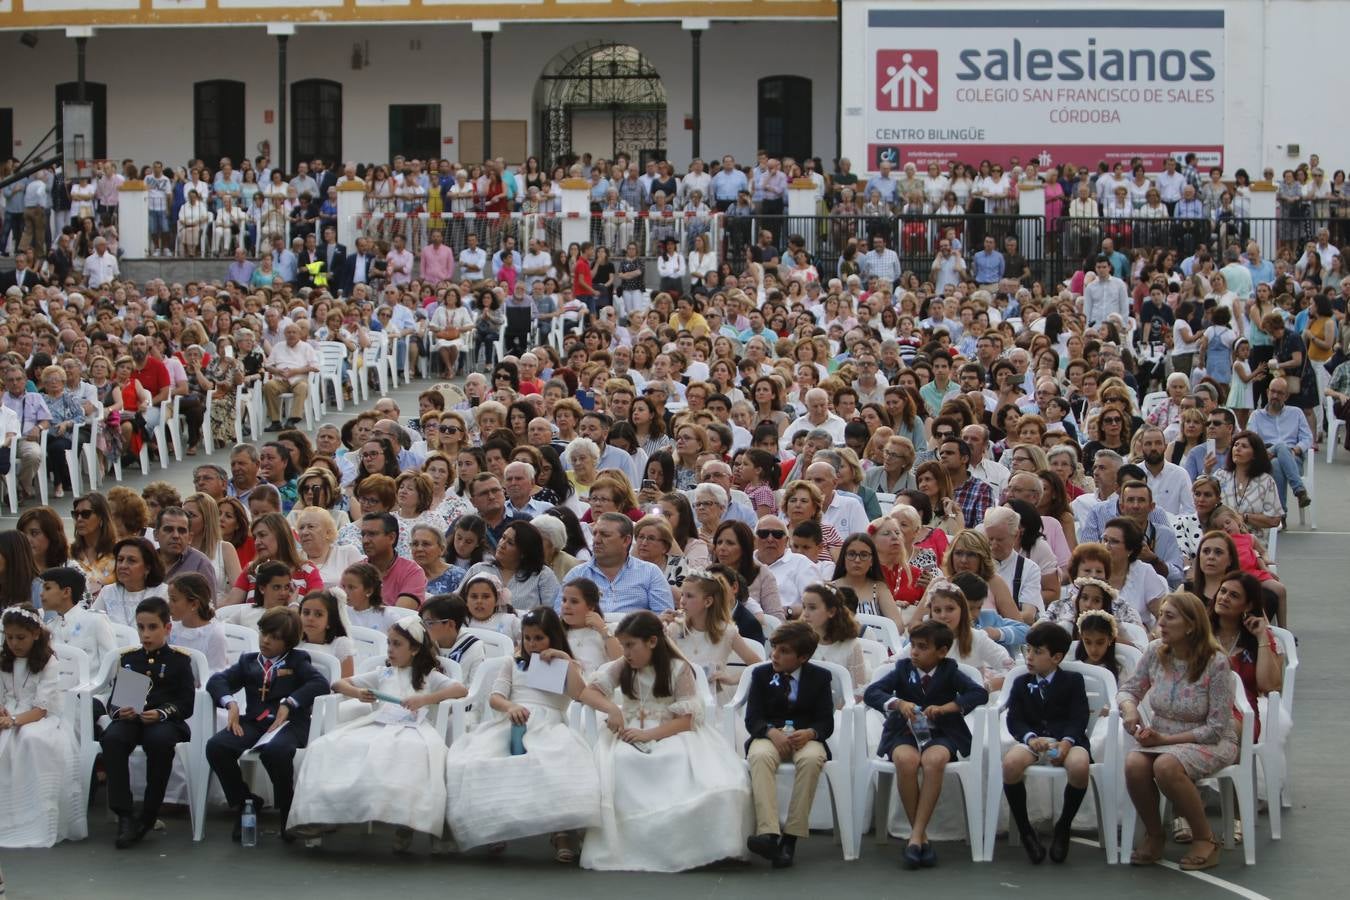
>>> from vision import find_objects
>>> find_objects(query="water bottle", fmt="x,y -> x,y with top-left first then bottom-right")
240,799 -> 258,848
910,711 -> 932,749
782,719 -> 796,735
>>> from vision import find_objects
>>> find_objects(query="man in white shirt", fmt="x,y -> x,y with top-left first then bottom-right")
983,506 -> 1043,622
1137,426 -> 1196,515
780,388 -> 846,449
1082,256 -> 1129,328
1156,157 -> 1186,211
753,515 -> 819,615
520,239 -> 553,292
84,236 -> 120,288
962,424 -> 1010,498
457,233 -> 487,280
806,461 -> 869,538
261,323 -> 319,431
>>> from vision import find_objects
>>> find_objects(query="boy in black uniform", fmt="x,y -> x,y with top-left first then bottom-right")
205,607 -> 329,841
99,597 -> 197,849
1000,621 -> 1092,863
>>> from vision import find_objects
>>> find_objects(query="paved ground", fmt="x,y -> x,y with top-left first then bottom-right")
1,376 -> 1343,899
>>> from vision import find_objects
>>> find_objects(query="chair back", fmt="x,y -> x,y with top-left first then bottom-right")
109,621 -> 139,650
1269,625 -> 1298,725
219,623 -> 259,667
347,625 -> 389,662
856,613 -> 904,655
318,342 -> 349,374
52,643 -> 91,689
304,647 -> 342,685
857,636 -> 888,682
465,626 -> 515,659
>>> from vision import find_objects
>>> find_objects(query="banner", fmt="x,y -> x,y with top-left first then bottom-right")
863,8 -> 1225,171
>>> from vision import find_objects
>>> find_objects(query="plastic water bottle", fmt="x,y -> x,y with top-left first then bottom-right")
782,719 -> 796,735
240,799 -> 258,848
910,711 -> 932,749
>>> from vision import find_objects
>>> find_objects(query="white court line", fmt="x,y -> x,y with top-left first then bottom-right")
1070,838 -> 1272,900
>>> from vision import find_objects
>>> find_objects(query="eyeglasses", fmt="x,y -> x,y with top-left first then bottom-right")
361,451 -> 382,459
693,500 -> 718,509
1101,417 -> 1124,425
845,550 -> 873,561
756,529 -> 786,540
442,426 -> 462,434
74,509 -> 97,520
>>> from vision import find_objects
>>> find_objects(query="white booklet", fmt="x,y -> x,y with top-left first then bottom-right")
109,668 -> 152,714
252,721 -> 289,749
524,654 -> 569,695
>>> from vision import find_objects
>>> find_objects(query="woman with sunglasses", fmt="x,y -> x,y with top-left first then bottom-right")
437,411 -> 469,456
70,492 -> 118,602
1081,407 -> 1132,475
290,466 -> 350,530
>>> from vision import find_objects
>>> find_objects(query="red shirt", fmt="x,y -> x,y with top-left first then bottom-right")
233,561 -> 323,598
133,356 -> 171,401
573,257 -> 594,296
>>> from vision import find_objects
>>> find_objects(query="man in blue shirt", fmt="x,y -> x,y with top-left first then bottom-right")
555,513 -> 672,614
1243,240 -> 1276,290
1248,377 -> 1313,510
971,235 -> 1005,287
863,161 -> 898,206
711,155 -> 749,212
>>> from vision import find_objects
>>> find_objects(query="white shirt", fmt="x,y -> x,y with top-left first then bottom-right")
994,551 -> 1045,613
458,246 -> 488,277
823,492 -> 870,539
84,250 -> 120,288
756,550 -> 821,614
1145,462 -> 1197,516
49,605 -> 118,673
266,340 -> 320,386
780,412 -> 847,449
969,457 -> 1010,497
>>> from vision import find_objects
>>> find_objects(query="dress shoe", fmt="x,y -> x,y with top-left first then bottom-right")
747,832 -> 780,862
284,418 -> 301,428
919,842 -> 937,868
265,421 -> 284,432
903,842 -> 923,870
1049,826 -> 1071,863
1020,827 -> 1047,863
115,815 -> 146,849
773,835 -> 797,869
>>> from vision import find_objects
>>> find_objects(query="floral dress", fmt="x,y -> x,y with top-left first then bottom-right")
1116,641 -> 1239,779
205,355 -> 243,447
1214,470 -> 1283,543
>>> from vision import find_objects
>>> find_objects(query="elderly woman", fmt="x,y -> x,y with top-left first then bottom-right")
290,466 -> 351,531
690,481 -> 729,545
565,436 -> 601,506
410,523 -> 466,596
39,363 -> 86,498
530,514 -> 579,582
393,471 -> 450,557
782,479 -> 843,559
295,506 -> 362,589
178,189 -> 210,256
632,516 -> 682,605
184,491 -> 242,598
463,520 -> 561,612
1120,592 -> 1238,870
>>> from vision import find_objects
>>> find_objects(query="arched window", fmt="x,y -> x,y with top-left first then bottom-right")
757,76 -> 812,162
194,80 -> 246,166
55,82 -> 107,160
291,79 -> 342,172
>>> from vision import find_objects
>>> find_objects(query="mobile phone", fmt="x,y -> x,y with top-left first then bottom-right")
641,479 -> 658,492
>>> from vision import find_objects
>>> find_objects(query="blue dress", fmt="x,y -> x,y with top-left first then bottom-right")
426,564 -> 466,597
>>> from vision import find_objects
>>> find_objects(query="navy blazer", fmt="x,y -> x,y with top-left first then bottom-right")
206,648 -> 329,728
864,657 -> 988,758
744,662 -> 835,759
1004,669 -> 1091,750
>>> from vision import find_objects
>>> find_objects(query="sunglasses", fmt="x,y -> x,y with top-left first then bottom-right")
756,529 -> 786,539
74,509 -> 97,520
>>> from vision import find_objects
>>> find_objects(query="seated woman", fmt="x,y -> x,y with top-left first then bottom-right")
90,537 -> 169,627
444,607 -> 600,861
287,617 -> 467,850
575,611 -> 752,871
1209,571 -> 1283,744
295,507 -> 362,591
1119,592 -> 1239,871
712,521 -> 784,621
830,533 -> 906,631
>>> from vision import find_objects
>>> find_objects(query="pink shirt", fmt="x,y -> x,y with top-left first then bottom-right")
420,243 -> 455,284
370,556 -> 428,607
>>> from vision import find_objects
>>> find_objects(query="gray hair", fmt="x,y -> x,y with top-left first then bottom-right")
1093,449 -> 1124,469
691,482 -> 728,508
531,515 -> 566,552
983,505 -> 1021,533
813,449 -> 843,472
230,443 -> 259,463
504,460 -> 536,481
565,436 -> 599,465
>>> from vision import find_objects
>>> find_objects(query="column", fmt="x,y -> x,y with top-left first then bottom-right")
336,180 -> 366,249
117,180 -> 148,258
473,21 -> 501,160
1015,180 -> 1045,264
1248,182 -> 1277,264
268,24 -> 296,170
559,178 -> 592,252
66,27 -> 94,100
788,177 -> 817,254
683,19 -> 709,160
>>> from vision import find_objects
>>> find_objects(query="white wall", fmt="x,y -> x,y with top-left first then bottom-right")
5,20 -> 838,167
840,0 -> 1349,174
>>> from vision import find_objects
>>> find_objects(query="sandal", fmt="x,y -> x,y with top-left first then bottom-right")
1172,816 -> 1193,843
1179,837 -> 1221,871
1130,833 -> 1165,866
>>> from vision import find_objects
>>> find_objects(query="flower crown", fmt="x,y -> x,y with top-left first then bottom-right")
1,606 -> 43,628
1072,576 -> 1119,602
1075,608 -> 1119,639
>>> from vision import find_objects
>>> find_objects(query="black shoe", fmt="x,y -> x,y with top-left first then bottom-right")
265,421 -> 284,432
1049,827 -> 1071,863
1019,828 -> 1047,864
903,842 -> 923,870
1296,489 -> 1312,509
284,418 -> 301,428
773,836 -> 797,869
919,842 -> 937,868
747,832 -> 780,862
115,815 -> 146,849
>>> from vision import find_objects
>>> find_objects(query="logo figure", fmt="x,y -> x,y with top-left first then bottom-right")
877,50 -> 938,111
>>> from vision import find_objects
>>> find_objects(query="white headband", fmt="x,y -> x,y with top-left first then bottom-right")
395,616 -> 427,646
2,607 -> 43,628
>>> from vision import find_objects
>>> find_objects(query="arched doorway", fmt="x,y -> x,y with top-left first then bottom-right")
536,42 -> 666,169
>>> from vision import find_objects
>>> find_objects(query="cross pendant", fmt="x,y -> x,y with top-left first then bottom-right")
638,709 -> 647,728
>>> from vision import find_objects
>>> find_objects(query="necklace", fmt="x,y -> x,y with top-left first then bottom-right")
1217,628 -> 1240,657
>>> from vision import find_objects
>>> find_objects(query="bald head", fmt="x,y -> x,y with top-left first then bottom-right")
1006,472 -> 1043,504
754,514 -> 789,562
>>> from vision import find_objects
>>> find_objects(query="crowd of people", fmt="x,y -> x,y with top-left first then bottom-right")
0,145 -> 1328,877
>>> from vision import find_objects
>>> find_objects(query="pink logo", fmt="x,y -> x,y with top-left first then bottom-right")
877,50 -> 938,111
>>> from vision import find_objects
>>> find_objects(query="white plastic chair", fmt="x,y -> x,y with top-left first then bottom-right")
385,605 -> 421,622
52,644 -> 94,817
862,661 -> 988,861
1119,622 -> 1149,649
1117,671 -> 1257,865
1255,625 -> 1298,839
274,373 -> 320,431
347,625 -> 389,663
724,660 -> 860,860
361,338 -> 392,399
0,431 -> 19,514
982,661 -> 1120,863
166,394 -> 185,462
219,623 -> 259,668
1296,451 -> 1316,530
464,626 -> 515,659
1325,395 -> 1342,464
86,645 -> 215,841
856,613 -> 905,657
316,341 -> 352,414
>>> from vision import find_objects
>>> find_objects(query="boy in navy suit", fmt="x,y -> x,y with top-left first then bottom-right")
205,607 -> 329,841
864,620 -> 988,869
1001,621 -> 1092,863
744,621 -> 835,869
